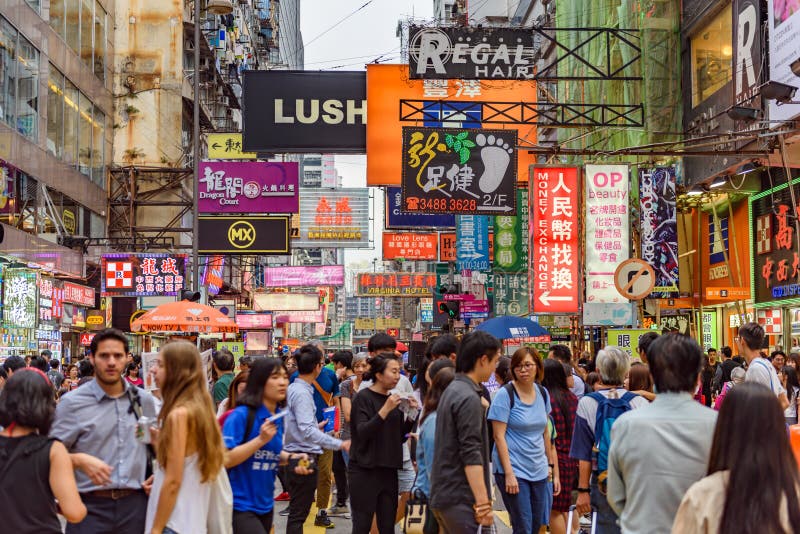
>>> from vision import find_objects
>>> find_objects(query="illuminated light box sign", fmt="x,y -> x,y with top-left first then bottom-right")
253,292 -> 320,312
356,273 -> 437,297
262,265 -> 345,287
385,186 -> 455,228
382,232 -> 439,260
235,313 -> 273,329
198,161 -> 299,214
639,167 -> 679,298
102,254 -> 187,297
3,269 -> 38,328
63,282 -> 95,307
295,189 -> 370,248
273,310 -> 325,323
198,216 -> 291,255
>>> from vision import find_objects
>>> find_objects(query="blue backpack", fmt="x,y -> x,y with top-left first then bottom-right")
587,390 -> 637,492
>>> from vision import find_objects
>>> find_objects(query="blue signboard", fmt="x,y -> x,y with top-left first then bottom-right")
709,216 -> 729,265
386,187 -> 456,228
456,215 -> 490,271
420,309 -> 433,323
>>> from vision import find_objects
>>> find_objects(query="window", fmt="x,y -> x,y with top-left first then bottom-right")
691,4 -> 733,108
25,0 -> 40,13
47,68 -> 64,157
0,18 -> 17,129
65,0 -> 80,52
49,0 -> 65,38
50,0 -> 106,82
78,92 -> 92,177
63,78 -> 79,166
93,1 -> 106,80
91,104 -> 104,186
80,0 -> 92,70
16,36 -> 38,140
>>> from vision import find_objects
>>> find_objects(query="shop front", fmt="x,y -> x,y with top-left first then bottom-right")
61,281 -> 96,362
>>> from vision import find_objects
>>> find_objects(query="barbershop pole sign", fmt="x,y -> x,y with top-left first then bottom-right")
409,26 -> 538,80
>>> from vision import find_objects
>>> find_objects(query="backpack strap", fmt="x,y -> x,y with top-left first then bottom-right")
620,391 -> 639,403
240,406 -> 258,446
751,360 -> 776,392
503,382 -> 517,410
312,380 -> 334,407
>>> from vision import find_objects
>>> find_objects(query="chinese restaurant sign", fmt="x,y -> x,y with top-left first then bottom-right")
101,254 -> 187,297
750,177 -> 800,304
385,186 -> 456,228
383,232 -> 439,260
639,167 -> 679,297
357,273 -> 437,297
530,167 -> 580,313
456,215 -> 491,271
3,269 -> 37,328
493,273 -> 529,316
199,161 -> 299,213
585,164 -> 630,303
295,189 -> 370,248
494,188 -> 529,273
401,127 -> 517,215
262,266 -> 345,287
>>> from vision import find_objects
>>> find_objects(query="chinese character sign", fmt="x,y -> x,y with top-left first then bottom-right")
456,215 -> 491,271
585,164 -> 630,303
639,167 -> 678,298
295,189 -> 370,248
385,186 -> 456,228
262,266 -> 345,287
357,273 -> 437,297
607,329 -> 653,359
750,179 -> 800,304
702,310 -> 719,351
530,167 -> 580,313
493,273 -> 529,317
101,254 -> 187,297
401,127 -> 518,215
383,233 -> 439,260
494,188 -> 529,273
198,161 -> 299,214
3,269 -> 37,328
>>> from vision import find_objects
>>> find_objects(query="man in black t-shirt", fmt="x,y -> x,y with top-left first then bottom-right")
713,345 -> 742,395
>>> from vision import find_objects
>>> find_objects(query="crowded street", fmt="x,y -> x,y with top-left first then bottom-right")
2,0 -> 800,533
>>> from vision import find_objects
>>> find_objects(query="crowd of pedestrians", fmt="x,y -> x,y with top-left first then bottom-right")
1,322 -> 799,534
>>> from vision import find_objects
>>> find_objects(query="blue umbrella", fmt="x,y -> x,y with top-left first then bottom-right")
474,316 -> 550,339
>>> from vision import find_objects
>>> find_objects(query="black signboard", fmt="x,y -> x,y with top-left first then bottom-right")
751,179 -> 800,304
401,127 -> 517,215
198,216 -> 290,255
242,71 -> 366,153
409,26 -> 537,80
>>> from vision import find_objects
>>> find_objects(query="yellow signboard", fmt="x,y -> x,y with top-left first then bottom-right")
354,318 -> 401,330
207,133 -> 257,160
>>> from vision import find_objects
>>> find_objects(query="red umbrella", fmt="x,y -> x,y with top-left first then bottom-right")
396,341 -> 409,352
131,300 -> 239,333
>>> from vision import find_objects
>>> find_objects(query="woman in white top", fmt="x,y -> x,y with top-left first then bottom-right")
146,341 -> 226,534
672,382 -> 800,534
778,365 -> 800,425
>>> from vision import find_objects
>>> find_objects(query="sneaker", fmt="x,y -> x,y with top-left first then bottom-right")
579,513 -> 592,527
278,508 -> 289,517
327,504 -> 349,517
274,491 -> 290,502
314,510 -> 335,528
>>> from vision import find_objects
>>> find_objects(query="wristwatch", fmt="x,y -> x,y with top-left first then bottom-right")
577,487 -> 590,493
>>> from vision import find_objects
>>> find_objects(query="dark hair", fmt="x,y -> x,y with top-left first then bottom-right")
0,368 -> 6,380
124,363 -> 139,377
430,334 -> 458,359
707,347 -> 717,353
49,359 -> 60,370
427,358 -> 455,383
0,370 -> 57,434
628,362 -> 654,393
2,355 -> 25,374
648,333 -> 702,393
586,372 -> 601,389
638,332 -> 660,357
495,356 -> 512,385
782,366 -> 800,402
331,350 -> 354,370
28,355 -> 49,372
721,345 -> 733,359
367,333 -> 396,353
213,348 -> 235,372
296,344 -> 324,374
416,358 -> 431,397
132,354 -> 142,367
738,322 -> 765,351
456,331 -> 501,373
66,364 -> 77,376
789,353 -> 800,368
542,358 -> 575,444
421,367 -> 455,424
227,370 -> 250,409
510,347 -> 544,382
89,328 -> 130,356
239,358 -> 287,409
78,359 -> 94,377
709,383 -> 800,533
548,344 -> 572,364
363,352 -> 399,382
771,350 -> 787,361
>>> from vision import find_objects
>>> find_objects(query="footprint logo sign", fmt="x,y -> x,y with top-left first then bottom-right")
475,133 -> 514,194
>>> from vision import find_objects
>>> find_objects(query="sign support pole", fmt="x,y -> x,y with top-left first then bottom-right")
191,0 -> 201,293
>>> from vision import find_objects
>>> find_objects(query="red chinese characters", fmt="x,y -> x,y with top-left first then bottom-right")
530,167 -> 580,313
357,273 -> 436,296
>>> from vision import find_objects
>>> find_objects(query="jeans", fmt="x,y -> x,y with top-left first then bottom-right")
163,529 -> 178,534
286,461 -> 319,534
495,473 -> 549,534
232,509 -> 274,534
316,448 -> 334,509
332,449 -> 349,506
590,478 -> 621,534
349,465 -> 399,534
66,492 -> 147,534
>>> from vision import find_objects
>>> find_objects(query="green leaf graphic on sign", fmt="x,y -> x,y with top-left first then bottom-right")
458,148 -> 470,164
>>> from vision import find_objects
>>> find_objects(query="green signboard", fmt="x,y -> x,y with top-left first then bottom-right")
607,329 -> 652,360
701,310 -> 719,351
493,189 -> 528,273
492,273 -> 529,317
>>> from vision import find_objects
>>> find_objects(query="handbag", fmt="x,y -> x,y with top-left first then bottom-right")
402,488 -> 427,534
207,467 -> 234,534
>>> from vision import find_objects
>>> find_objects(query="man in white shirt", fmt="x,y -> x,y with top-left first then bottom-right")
737,322 -> 789,410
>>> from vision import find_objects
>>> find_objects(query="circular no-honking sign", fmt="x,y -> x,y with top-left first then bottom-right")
614,259 -> 656,301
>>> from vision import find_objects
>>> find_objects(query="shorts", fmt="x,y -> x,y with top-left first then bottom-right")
398,458 -> 415,494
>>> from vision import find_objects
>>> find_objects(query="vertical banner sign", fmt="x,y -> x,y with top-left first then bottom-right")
702,310 -> 719,351
585,164 -> 630,303
493,188 -> 529,273
767,0 -> 800,124
457,215 -> 491,271
493,273 -> 529,316
639,167 -> 679,297
530,167 -> 580,313
3,269 -> 38,328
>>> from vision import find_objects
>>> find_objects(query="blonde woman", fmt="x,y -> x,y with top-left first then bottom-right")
145,341 -> 226,534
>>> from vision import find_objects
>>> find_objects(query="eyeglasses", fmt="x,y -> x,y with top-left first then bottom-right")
515,363 -> 536,370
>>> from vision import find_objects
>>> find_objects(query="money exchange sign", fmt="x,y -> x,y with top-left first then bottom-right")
530,167 -> 580,313
494,189 -> 528,273
401,127 -> 517,215
585,164 -> 630,303
639,167 -> 678,297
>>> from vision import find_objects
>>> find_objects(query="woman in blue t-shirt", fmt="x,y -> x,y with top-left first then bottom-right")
488,347 -> 559,534
222,358 -> 313,534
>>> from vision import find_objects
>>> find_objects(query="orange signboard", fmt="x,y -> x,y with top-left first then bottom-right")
439,232 -> 456,262
706,287 -> 750,300
366,63 -> 536,186
658,297 -> 697,309
383,232 -> 438,260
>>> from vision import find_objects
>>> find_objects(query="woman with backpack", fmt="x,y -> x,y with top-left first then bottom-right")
0,369 -> 86,533
222,357 -> 313,534
488,347 -> 558,534
542,360 -> 578,534
673,382 -> 800,533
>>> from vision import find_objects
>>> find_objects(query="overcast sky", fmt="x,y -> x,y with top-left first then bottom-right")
299,1 -> 434,268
